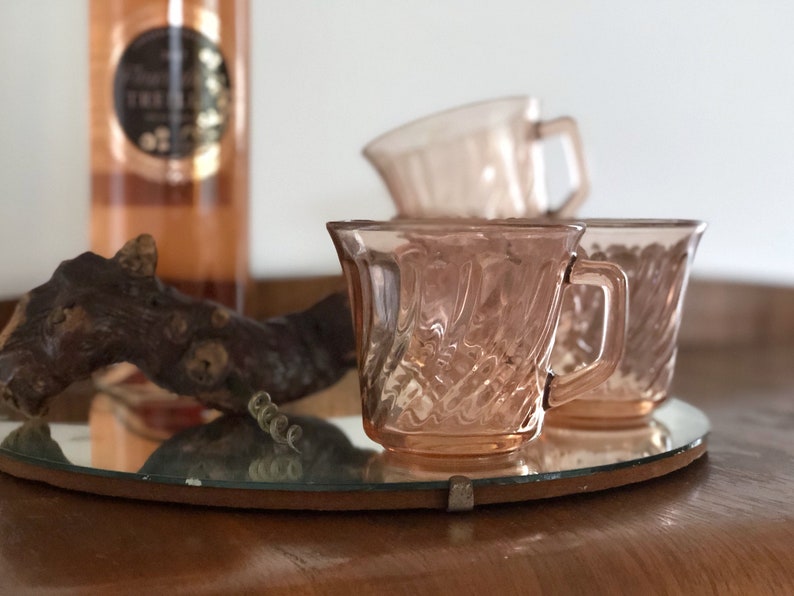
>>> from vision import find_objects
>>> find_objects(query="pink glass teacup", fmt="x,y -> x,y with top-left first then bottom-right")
548,219 -> 707,428
363,96 -> 589,220
327,219 -> 628,457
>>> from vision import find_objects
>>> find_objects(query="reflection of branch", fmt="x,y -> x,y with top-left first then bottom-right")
248,391 -> 302,453
248,452 -> 303,483
0,235 -> 355,418
138,413 -> 375,484
0,419 -> 71,464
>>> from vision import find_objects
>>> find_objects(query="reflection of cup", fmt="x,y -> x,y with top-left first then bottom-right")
327,219 -> 627,457
528,420 -> 672,470
367,449 -> 539,482
548,219 -> 707,428
363,96 -> 589,219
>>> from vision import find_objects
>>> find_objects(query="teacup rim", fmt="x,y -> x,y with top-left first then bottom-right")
362,95 -> 540,157
327,218 -> 587,234
555,218 -> 708,231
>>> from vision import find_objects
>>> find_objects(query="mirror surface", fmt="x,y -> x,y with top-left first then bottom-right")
0,392 -> 708,494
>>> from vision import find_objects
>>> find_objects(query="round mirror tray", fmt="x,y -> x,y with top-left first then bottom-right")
0,396 -> 708,512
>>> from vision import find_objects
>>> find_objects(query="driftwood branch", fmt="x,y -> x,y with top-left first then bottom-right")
0,235 -> 355,417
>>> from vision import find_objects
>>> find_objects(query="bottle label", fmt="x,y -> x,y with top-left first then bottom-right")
113,26 -> 231,169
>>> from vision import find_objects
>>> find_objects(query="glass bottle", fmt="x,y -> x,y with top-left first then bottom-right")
89,0 -> 250,312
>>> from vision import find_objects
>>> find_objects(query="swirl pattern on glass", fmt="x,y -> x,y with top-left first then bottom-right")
549,220 -> 706,428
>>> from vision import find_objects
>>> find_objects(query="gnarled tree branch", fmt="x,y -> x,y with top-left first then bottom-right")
0,235 -> 355,417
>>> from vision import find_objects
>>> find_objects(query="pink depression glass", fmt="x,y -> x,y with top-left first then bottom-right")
327,219 -> 628,457
548,219 -> 707,428
362,96 -> 589,219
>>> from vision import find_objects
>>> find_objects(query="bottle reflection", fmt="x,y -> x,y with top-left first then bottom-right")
89,388 -> 213,472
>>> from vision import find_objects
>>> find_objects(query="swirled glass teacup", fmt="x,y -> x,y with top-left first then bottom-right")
363,96 -> 589,219
327,219 -> 627,457
548,219 -> 707,428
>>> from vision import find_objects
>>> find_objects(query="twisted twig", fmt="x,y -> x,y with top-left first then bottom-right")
247,391 -> 302,453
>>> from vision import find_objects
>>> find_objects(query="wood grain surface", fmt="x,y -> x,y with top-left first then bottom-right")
0,344 -> 792,595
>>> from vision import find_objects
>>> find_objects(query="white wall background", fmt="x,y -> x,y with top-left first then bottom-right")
1,0 -> 793,300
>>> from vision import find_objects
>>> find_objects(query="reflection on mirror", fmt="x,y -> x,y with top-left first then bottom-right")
0,386 -> 707,492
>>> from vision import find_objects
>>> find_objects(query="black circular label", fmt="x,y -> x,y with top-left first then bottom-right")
113,26 -> 231,159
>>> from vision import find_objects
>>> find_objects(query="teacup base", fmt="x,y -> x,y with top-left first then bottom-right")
545,395 -> 667,430
364,421 -> 536,457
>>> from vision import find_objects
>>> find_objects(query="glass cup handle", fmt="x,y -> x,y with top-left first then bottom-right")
536,116 -> 591,218
546,258 -> 628,408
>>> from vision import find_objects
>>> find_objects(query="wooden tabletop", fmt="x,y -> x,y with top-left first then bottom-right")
0,343 -> 792,595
